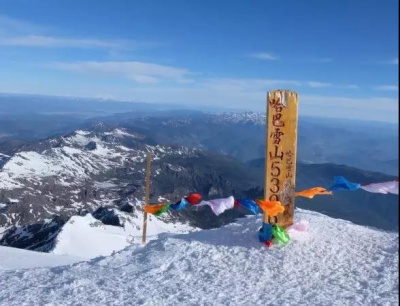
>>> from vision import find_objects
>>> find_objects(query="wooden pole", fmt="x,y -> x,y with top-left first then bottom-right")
142,151 -> 152,244
264,90 -> 298,228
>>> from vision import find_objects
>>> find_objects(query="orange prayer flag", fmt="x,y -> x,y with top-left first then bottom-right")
255,199 -> 285,216
295,187 -> 333,199
144,203 -> 168,214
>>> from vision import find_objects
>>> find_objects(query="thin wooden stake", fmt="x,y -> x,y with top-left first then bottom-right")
142,151 -> 152,244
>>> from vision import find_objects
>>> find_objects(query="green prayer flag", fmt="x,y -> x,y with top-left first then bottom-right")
272,225 -> 290,244
154,204 -> 170,216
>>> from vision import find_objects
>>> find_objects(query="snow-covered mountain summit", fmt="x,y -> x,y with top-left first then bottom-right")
0,209 -> 397,305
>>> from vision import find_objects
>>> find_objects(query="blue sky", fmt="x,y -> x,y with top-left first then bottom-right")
0,0 -> 398,122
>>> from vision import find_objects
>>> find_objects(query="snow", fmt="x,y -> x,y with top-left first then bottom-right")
0,209 -> 398,305
51,211 -> 195,259
52,215 -> 134,259
94,181 -> 118,188
0,246 -> 83,270
104,128 -> 139,138
0,129 -> 199,191
75,130 -> 91,136
7,198 -> 19,203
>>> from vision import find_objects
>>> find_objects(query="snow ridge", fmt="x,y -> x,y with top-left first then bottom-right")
0,209 -> 397,306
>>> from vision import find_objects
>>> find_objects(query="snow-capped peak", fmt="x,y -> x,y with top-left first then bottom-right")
0,209 -> 397,305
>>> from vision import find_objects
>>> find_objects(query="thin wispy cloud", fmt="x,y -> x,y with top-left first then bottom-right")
52,61 -> 192,84
380,58 -> 398,65
0,15 -> 43,35
0,15 -> 158,50
206,78 -> 354,90
307,81 -> 333,88
248,52 -> 279,60
340,84 -> 359,89
374,85 -> 398,91
304,57 -> 333,63
204,78 -> 300,91
301,95 -> 397,112
0,35 -> 130,49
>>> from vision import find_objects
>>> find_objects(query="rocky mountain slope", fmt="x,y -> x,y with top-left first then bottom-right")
0,125 -> 260,250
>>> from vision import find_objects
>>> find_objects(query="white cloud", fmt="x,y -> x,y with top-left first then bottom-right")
203,78 -> 300,92
52,61 -> 192,84
0,15 -> 43,36
300,95 -> 397,110
0,15 -> 156,50
380,58 -> 398,65
299,95 -> 398,122
374,85 -> 398,91
0,35 -> 129,48
340,84 -> 359,89
248,52 -> 279,60
307,81 -> 333,88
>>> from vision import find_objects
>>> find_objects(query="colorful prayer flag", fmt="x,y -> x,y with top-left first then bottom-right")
170,198 -> 189,210
197,196 -> 235,215
361,180 -> 399,195
235,199 -> 260,215
255,199 -> 285,216
295,187 -> 333,199
328,176 -> 361,191
144,203 -> 170,216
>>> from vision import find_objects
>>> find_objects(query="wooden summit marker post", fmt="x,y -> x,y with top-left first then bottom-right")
264,90 -> 298,228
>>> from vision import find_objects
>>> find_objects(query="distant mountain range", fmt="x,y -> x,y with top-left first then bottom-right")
1,94 -> 397,176
102,111 -> 398,176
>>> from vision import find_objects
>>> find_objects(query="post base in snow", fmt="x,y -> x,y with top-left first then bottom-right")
281,222 -> 293,229
275,201 -> 295,229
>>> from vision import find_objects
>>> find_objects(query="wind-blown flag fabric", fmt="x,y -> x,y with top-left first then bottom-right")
255,199 -> 285,216
153,204 -> 170,216
235,199 -> 260,215
197,196 -> 235,216
329,176 -> 361,191
295,187 -> 333,199
361,180 -> 399,195
186,193 -> 202,205
144,203 -> 168,214
170,198 -> 190,210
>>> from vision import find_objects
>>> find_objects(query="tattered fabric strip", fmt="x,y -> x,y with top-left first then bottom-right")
255,199 -> 285,216
170,198 -> 189,210
295,187 -> 333,199
144,203 -> 169,214
361,180 -> 398,195
235,199 -> 260,215
329,176 -> 361,191
197,196 -> 235,216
